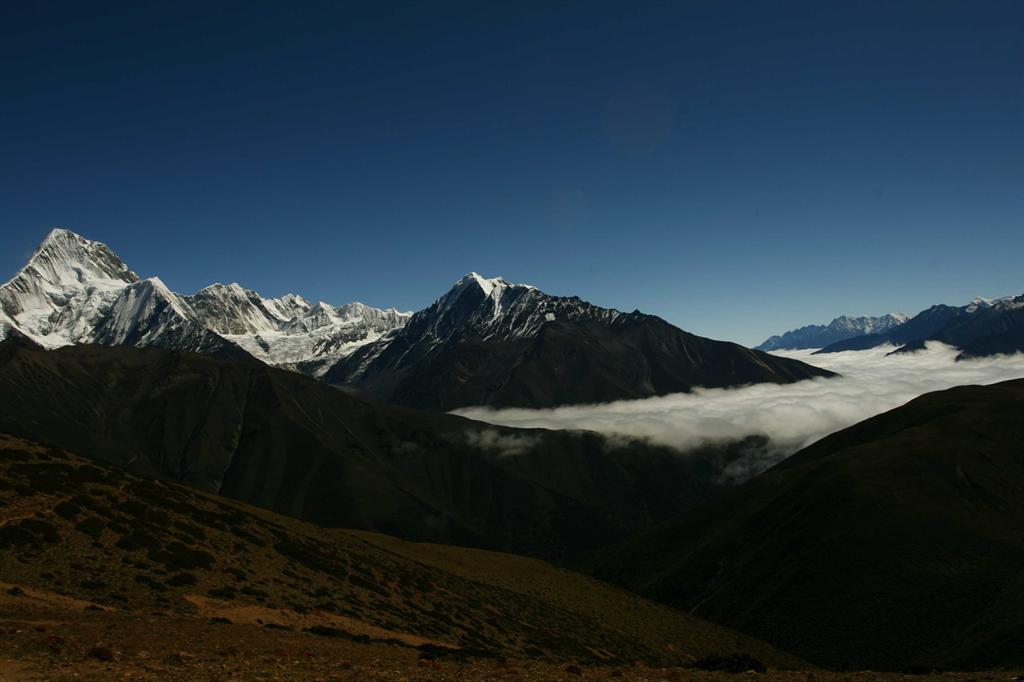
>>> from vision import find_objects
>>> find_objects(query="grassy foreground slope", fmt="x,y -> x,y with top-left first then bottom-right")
0,433 -> 803,676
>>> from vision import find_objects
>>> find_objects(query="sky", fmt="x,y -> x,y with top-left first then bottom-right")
1,1 -> 1022,346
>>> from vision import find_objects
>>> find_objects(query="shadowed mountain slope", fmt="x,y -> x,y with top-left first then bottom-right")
586,379 -> 1024,671
0,339 -> 752,562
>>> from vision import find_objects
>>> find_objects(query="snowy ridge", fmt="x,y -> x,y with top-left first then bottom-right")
183,283 -> 411,371
756,312 -> 909,351
431,272 -> 616,341
965,295 -> 1024,314
333,271 -> 622,382
0,228 -> 411,373
224,299 -> 411,375
263,293 -> 311,321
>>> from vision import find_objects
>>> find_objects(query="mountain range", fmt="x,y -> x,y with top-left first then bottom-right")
6,226 -> 1024,674
812,295 -> 1024,358
0,229 -> 834,409
755,313 -> 908,351
0,229 -> 410,375
757,294 -> 1024,359
325,272 -> 834,410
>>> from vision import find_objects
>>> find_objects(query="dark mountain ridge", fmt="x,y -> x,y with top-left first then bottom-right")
586,378 -> 1024,671
327,273 -> 835,410
0,339 -> 756,563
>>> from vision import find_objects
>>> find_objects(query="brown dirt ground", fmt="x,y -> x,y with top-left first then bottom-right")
1,585 -> 1022,682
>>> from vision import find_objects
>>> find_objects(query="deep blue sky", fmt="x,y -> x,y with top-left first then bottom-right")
2,1 -> 1021,345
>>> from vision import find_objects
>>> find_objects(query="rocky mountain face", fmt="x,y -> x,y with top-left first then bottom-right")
184,283 -> 410,374
1,228 -> 141,347
587,378 -> 1024,671
326,273 -> 836,410
0,229 -> 410,372
815,295 -> 1024,358
0,339 -> 762,562
756,313 -> 908,350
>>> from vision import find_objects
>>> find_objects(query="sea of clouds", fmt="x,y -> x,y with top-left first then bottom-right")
454,342 -> 1024,462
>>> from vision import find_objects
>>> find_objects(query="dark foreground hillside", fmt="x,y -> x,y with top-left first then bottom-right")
0,433 -> 805,679
588,378 -> 1024,671
0,339 -> 758,563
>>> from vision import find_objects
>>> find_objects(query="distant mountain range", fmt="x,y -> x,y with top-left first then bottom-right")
0,229 -> 410,375
758,294 -> 1024,359
1,229 -> 834,409
755,313 -> 908,351
326,272 -> 834,410
813,295 -> 1024,358
587,378 -> 1024,671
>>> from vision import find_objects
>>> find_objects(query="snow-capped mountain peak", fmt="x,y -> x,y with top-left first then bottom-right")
756,312 -> 910,351
0,228 -> 411,373
435,272 -> 541,320
262,293 -> 311,322
0,228 -> 140,347
829,312 -> 908,334
329,272 -> 626,386
325,271 -> 836,410
463,272 -> 501,295
23,228 -> 138,288
965,294 -> 1024,314
187,282 -> 286,335
94,276 -> 192,345
454,272 -> 535,297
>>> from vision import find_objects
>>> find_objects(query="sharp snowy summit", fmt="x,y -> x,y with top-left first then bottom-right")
326,271 -> 835,410
0,229 -> 411,373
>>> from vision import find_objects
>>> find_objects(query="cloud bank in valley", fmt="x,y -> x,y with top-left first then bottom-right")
454,343 -> 1024,459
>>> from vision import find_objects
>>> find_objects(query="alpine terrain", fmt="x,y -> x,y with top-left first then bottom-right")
756,313 -> 908,350
326,272 -> 836,410
0,229 -> 410,374
814,295 -> 1024,358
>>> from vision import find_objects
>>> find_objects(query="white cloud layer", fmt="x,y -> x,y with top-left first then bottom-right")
454,343 -> 1024,459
